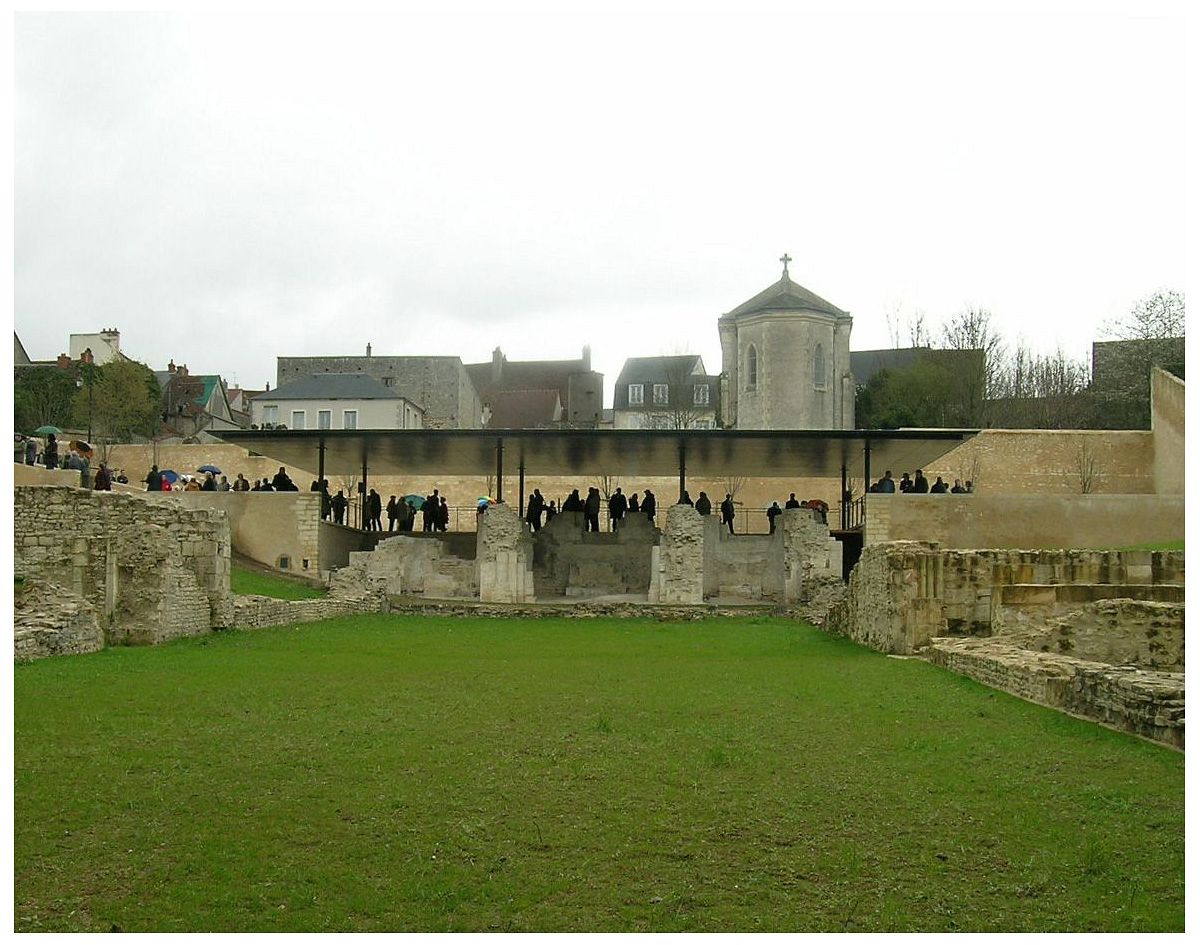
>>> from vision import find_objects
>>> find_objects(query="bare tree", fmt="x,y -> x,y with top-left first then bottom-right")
656,353 -> 709,430
596,474 -> 620,502
943,306 -> 1005,425
720,475 -> 747,501
1095,288 -> 1186,427
1076,442 -> 1100,494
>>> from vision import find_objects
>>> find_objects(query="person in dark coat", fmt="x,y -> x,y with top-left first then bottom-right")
951,479 -> 967,494
24,438 -> 36,465
403,499 -> 417,531
878,470 -> 896,493
766,501 -> 783,534
899,473 -> 913,493
368,489 -> 383,530
145,464 -> 163,492
43,433 -> 58,470
437,496 -> 449,532
720,494 -> 735,535
628,492 -> 639,514
912,469 -> 929,493
784,493 -> 800,509
695,491 -> 712,515
526,489 -> 544,532
583,487 -> 602,533
202,472 -> 217,491
544,500 -> 557,524
272,466 -> 296,491
423,490 -> 440,531
387,495 -> 400,531
320,480 -> 331,520
562,489 -> 583,512
331,490 -> 347,524
607,487 -> 627,531
678,490 -> 693,506
930,476 -> 949,494
94,463 -> 112,491
642,489 -> 656,524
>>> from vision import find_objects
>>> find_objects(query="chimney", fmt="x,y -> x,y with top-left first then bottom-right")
56,353 -> 72,369
266,382 -> 270,391
582,345 -> 592,371
491,347 -> 504,383
366,342 -> 372,357
168,359 -> 176,373
81,347 -> 95,365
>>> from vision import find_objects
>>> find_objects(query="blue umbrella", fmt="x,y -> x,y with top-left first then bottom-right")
402,493 -> 426,509
197,464 -> 222,474
160,470 -> 179,484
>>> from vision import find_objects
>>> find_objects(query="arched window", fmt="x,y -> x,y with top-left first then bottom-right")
813,344 -> 826,389
746,345 -> 758,390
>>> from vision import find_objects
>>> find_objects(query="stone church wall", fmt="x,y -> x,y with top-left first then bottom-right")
14,486 -> 233,649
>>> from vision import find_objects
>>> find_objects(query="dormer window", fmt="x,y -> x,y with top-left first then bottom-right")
628,383 -> 644,405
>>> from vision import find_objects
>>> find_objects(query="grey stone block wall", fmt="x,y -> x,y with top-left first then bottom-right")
14,486 -> 232,650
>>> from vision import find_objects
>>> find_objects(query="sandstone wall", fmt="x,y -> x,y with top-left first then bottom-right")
927,638 -> 1184,749
864,493 -> 1184,549
14,486 -> 232,647
13,578 -> 105,661
827,543 -> 1185,655
648,504 -> 705,604
328,534 -> 478,600
477,503 -> 535,603
532,511 -> 656,598
1151,368 -> 1184,496
231,592 -> 386,630
925,429 -> 1155,495
146,491 -> 321,576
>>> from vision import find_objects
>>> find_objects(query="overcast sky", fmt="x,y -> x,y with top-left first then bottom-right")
14,8 -> 1188,399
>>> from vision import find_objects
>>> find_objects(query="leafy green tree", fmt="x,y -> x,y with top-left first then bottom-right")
74,359 -> 162,443
14,367 -> 77,433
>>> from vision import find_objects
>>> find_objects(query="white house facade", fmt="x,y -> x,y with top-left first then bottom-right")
251,374 -> 423,430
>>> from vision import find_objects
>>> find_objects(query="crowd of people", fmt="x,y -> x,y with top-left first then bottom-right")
866,469 -> 974,495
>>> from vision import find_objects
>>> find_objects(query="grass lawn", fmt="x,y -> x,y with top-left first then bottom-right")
230,564 -> 326,600
14,616 -> 1184,932
1117,540 -> 1185,552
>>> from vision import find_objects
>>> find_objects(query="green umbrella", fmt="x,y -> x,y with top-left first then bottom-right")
33,425 -> 62,435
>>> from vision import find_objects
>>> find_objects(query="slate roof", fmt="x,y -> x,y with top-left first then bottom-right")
465,355 -> 592,404
722,273 -> 849,320
252,373 -> 402,401
485,389 -> 563,429
613,356 -> 718,411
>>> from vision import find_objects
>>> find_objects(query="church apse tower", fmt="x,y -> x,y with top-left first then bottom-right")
718,254 -> 854,430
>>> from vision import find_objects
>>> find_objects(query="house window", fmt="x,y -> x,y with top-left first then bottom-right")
693,418 -> 714,430
628,384 -> 644,405
647,414 -> 670,430
693,384 -> 709,406
291,410 -> 306,430
746,345 -> 758,390
653,384 -> 669,405
813,344 -> 827,389
343,410 -> 358,430
318,409 -> 332,430
262,404 -> 278,425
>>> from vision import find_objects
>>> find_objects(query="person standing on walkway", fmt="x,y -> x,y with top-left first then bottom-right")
332,490 -> 348,525
695,491 -> 712,515
642,489 -> 656,525
720,494 -> 735,535
43,433 -> 59,470
608,487 -> 627,531
387,495 -> 400,531
583,487 -> 602,533
767,501 -> 782,534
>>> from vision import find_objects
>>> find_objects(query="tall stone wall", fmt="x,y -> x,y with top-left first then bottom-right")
14,486 -> 233,647
1151,368 -> 1184,496
14,578 -> 105,661
476,503 -> 535,603
864,493 -> 1184,549
532,511 -> 656,598
827,543 -> 1185,655
148,491 -> 321,576
648,504 -> 704,604
926,429 -> 1154,495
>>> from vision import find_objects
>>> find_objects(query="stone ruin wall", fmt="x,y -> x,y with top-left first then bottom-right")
649,504 -> 705,604
14,486 -> 234,656
532,510 -> 656,598
827,542 -> 1185,747
476,503 -> 535,603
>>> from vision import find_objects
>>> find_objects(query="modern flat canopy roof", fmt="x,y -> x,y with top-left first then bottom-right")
217,427 -> 977,480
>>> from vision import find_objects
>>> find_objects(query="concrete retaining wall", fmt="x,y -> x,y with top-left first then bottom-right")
864,493 -> 1184,549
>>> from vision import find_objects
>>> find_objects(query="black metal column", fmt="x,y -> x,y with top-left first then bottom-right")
495,438 -> 504,503
840,462 -> 848,530
518,463 -> 525,517
318,440 -> 326,490
678,442 -> 686,501
361,455 -> 368,530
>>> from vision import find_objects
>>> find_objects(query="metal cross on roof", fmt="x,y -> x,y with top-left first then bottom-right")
780,252 -> 792,277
